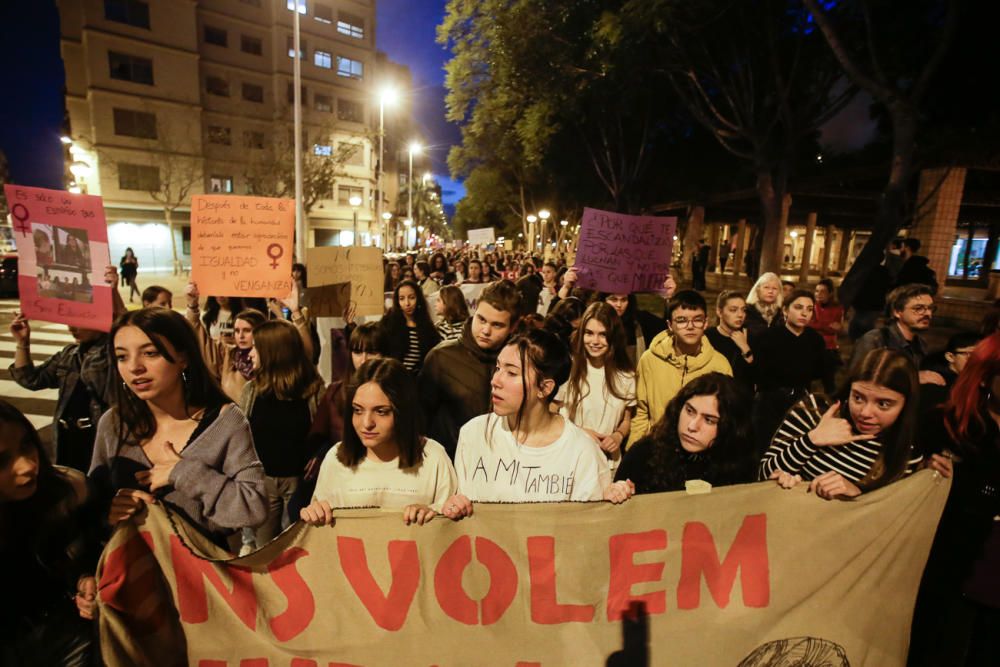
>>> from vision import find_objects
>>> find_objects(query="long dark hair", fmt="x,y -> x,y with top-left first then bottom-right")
638,373 -> 754,490
564,302 -> 634,422
201,296 -> 244,331
337,358 -> 424,469
488,328 -> 571,441
834,348 -> 919,490
383,279 -> 441,357
250,319 -> 323,401
110,308 -> 230,445
0,399 -> 76,546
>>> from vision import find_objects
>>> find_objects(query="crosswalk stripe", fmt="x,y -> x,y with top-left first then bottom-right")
0,331 -> 76,344
0,339 -> 70,355
0,379 -> 60,401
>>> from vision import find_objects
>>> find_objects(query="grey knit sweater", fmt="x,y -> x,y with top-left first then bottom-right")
89,405 -> 267,538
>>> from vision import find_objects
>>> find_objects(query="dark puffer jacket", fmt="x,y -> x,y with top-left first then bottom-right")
419,318 -> 502,459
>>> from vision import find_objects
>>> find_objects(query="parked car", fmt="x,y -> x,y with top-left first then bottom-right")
0,254 -> 18,297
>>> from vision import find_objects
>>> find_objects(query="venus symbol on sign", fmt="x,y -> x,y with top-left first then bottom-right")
266,243 -> 283,269
11,204 -> 30,234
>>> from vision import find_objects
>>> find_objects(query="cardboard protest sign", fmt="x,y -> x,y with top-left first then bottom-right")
5,184 -> 113,331
306,246 -> 384,317
467,227 -> 495,245
574,207 -> 676,294
190,195 -> 294,298
96,472 -> 947,666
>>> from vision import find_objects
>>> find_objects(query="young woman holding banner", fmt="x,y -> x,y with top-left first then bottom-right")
759,348 -> 922,500
615,373 -> 754,493
442,328 -> 635,520
300,358 -> 456,526
89,307 -> 267,548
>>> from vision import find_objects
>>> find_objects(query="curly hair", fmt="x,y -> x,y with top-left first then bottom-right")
635,373 -> 754,491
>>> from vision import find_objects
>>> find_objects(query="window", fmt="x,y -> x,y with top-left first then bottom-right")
339,142 -> 364,166
242,82 -> 264,103
241,34 -> 262,55
203,26 -> 228,47
314,3 -> 333,24
105,0 -> 150,29
210,176 -> 234,194
286,36 -> 307,58
313,144 -> 332,156
108,51 -> 154,85
244,130 -> 265,149
206,76 -> 229,97
118,163 -> 159,191
112,108 -> 157,139
286,0 -> 306,14
336,56 -> 363,79
337,98 -> 364,123
286,83 -> 308,105
314,50 -> 332,69
338,185 -> 363,206
314,94 -> 332,112
207,126 -> 232,146
337,11 -> 364,39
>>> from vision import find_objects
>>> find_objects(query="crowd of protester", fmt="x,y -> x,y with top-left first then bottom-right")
3,240 -> 998,666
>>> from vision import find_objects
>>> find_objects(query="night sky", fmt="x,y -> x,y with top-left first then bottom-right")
0,0 -> 464,205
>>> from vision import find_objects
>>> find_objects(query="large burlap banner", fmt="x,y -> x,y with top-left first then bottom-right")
96,472 -> 948,666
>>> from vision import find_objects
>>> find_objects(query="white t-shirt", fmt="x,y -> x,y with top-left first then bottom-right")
454,414 -> 611,503
557,363 -> 636,436
537,287 -> 557,315
312,438 -> 457,512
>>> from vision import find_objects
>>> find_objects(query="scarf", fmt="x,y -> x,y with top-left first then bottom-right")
232,347 -> 255,380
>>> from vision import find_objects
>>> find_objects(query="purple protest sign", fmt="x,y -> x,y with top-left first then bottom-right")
573,207 -> 677,294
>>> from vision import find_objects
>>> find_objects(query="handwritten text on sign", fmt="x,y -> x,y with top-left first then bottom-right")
4,184 -> 114,331
306,246 -> 384,317
190,195 -> 294,298
573,208 -> 676,294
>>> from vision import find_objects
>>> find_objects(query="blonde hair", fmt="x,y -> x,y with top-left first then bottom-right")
746,272 -> 782,324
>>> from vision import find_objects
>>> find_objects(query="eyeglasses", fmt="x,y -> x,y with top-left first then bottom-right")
672,317 -> 707,329
907,304 -> 937,315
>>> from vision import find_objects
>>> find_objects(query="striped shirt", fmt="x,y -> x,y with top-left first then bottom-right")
759,393 -> 921,483
436,319 -> 464,342
402,327 -> 423,372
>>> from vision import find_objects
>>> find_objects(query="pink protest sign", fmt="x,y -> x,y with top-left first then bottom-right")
573,207 -> 677,294
5,184 -> 113,331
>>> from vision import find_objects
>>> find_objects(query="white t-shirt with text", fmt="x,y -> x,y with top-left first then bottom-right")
454,414 -> 610,503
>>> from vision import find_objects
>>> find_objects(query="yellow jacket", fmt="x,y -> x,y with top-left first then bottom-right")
629,330 -> 733,444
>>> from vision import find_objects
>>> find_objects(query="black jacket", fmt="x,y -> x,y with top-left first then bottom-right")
418,319 -> 501,458
896,256 -> 938,294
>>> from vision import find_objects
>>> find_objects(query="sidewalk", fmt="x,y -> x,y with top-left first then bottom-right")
119,270 -> 192,309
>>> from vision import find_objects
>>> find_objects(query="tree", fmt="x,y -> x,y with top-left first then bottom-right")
612,0 -> 856,275
98,119 -> 203,275
242,114 -> 362,216
802,0 -> 959,307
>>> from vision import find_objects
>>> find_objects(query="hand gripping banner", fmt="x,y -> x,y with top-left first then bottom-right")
95,472 -> 948,666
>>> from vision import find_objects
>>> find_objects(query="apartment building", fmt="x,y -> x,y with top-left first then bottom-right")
58,0 -> 384,271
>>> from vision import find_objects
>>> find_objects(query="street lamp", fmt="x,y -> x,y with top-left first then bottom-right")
381,211 -> 392,251
377,86 -> 398,250
538,209 -> 551,248
407,142 -> 422,237
349,195 -> 362,246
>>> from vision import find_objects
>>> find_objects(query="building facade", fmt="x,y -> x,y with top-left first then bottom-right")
58,0 -> 386,271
